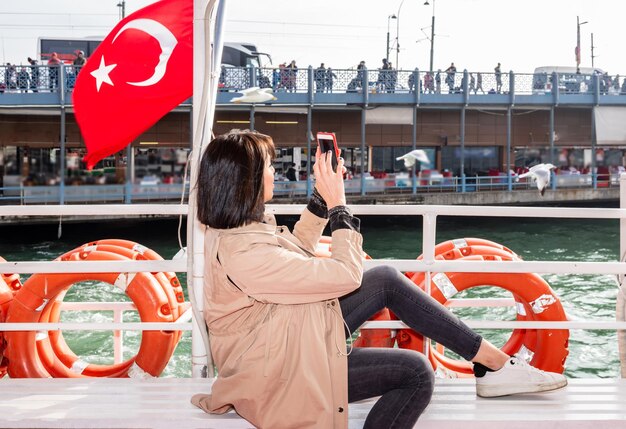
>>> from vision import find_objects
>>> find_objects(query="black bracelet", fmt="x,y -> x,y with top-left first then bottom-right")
328,205 -> 351,218
328,205 -> 360,232
307,188 -> 329,219
311,188 -> 327,208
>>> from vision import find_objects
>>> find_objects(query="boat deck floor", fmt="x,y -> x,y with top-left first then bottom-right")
1,378 -> 625,428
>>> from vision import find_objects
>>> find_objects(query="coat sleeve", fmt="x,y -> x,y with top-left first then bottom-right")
291,208 -> 328,254
221,228 -> 364,304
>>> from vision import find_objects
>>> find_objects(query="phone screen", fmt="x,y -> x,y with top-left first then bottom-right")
317,134 -> 338,172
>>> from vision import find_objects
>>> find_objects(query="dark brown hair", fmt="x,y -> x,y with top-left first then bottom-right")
196,130 -> 275,229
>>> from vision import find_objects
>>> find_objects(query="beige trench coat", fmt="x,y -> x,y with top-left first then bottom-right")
192,209 -> 364,429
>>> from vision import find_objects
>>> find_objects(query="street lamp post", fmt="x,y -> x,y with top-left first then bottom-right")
591,33 -> 596,68
576,16 -> 588,73
117,1 -> 126,19
386,15 -> 397,62
424,0 -> 435,74
395,0 -> 406,69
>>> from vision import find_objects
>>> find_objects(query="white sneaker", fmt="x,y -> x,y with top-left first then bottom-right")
475,355 -> 567,398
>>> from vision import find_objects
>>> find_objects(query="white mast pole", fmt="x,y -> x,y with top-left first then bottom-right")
189,0 -> 225,378
618,173 -> 626,378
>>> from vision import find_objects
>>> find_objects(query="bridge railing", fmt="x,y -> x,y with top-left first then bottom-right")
0,172 -> 620,205
213,67 -> 622,97
1,65 -> 625,99
0,64 -> 85,93
0,183 -> 191,205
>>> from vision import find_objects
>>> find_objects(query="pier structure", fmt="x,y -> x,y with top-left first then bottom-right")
0,65 -> 624,205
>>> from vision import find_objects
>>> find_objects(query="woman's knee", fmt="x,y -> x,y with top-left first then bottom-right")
364,265 -> 403,285
363,265 -> 416,299
397,349 -> 435,396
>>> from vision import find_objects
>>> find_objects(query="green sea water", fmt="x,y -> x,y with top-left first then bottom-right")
0,214 -> 620,378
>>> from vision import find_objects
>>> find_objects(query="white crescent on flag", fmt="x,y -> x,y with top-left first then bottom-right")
112,18 -> 178,87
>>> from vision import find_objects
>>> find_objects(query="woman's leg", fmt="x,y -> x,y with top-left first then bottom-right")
342,266 -> 567,398
348,347 -> 434,429
340,265 -> 483,362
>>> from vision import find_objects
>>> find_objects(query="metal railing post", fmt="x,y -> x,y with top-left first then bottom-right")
249,66 -> 257,88
412,104 -> 417,195
552,72 -> 559,105
422,210 -> 437,356
550,106 -> 556,191
58,66 -> 66,97
362,67 -> 369,105
308,66 -> 314,104
59,66 -> 66,205
509,70 -> 515,105
591,77 -> 599,190
460,106 -> 466,193
591,105 -> 597,189
619,173 -> 626,266
306,105 -> 313,198
593,72 -> 600,104
413,68 -> 420,105
619,173 -> 626,377
360,107 -> 367,196
462,69 -> 469,105
125,146 -> 133,204
422,211 -> 438,266
507,107 -> 512,191
113,308 -> 123,364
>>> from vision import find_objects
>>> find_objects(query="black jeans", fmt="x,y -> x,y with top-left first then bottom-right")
340,265 -> 482,429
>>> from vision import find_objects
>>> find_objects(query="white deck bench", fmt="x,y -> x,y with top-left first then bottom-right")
0,378 -> 625,428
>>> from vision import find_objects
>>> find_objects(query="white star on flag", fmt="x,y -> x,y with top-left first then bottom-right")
90,56 -> 117,92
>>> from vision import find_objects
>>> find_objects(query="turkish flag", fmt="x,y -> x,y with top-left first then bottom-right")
73,0 -> 192,169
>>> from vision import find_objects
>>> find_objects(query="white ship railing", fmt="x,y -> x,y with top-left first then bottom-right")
2,176 -> 626,376
0,302 -> 194,366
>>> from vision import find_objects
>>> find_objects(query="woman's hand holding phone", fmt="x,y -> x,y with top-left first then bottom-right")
313,145 -> 346,209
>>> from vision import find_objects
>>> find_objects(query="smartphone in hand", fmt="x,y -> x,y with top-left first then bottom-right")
316,132 -> 339,172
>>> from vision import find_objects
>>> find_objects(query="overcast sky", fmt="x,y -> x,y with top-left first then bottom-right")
0,0 -> 624,74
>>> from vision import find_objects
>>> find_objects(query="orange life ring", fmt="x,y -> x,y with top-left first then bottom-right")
397,239 -> 525,361
0,257 -> 22,320
39,293 -> 133,378
5,244 -> 183,378
40,240 -> 186,378
352,308 -> 396,348
351,237 -> 568,376
88,239 -> 185,307
404,238 -> 518,280
71,241 -> 186,319
418,260 -> 569,374
335,237 -> 526,352
401,240 -> 528,364
0,258 -> 22,378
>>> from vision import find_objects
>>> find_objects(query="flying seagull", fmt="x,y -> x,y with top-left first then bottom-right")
230,87 -> 277,104
396,149 -> 430,168
516,163 -> 556,196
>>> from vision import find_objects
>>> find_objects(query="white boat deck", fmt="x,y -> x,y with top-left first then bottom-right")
0,378 -> 624,428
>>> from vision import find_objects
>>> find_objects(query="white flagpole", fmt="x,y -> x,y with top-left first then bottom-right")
188,0 -> 225,378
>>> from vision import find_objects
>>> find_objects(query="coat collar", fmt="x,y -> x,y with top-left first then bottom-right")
214,214 -> 277,236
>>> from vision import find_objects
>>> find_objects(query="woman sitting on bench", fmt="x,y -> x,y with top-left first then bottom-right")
192,130 -> 567,429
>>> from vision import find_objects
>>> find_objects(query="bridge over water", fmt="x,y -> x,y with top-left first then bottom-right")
1,65 -> 625,205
